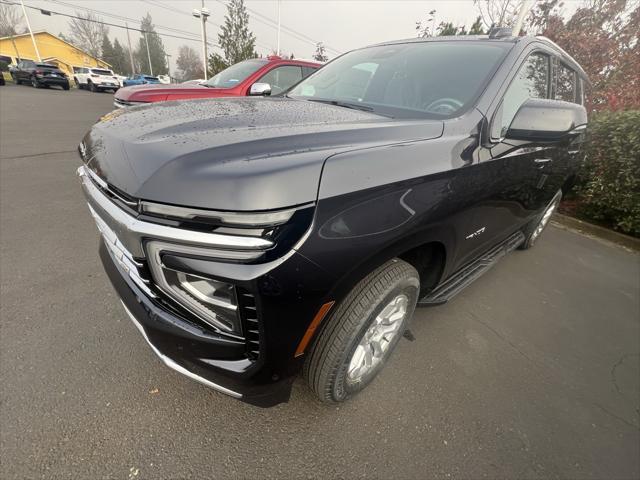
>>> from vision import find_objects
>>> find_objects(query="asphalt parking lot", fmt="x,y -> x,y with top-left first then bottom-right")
1,83 -> 639,479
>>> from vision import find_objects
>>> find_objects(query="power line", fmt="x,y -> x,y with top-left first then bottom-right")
211,0 -> 341,54
142,0 -> 274,54
44,0 -> 220,48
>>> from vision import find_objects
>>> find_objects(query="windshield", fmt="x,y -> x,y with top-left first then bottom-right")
205,59 -> 266,88
92,69 -> 113,75
144,76 -> 158,81
37,63 -> 56,69
289,41 -> 510,118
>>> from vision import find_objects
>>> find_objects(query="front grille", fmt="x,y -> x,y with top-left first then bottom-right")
237,290 -> 261,360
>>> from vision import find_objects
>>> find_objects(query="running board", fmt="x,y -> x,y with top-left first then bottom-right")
418,231 -> 525,306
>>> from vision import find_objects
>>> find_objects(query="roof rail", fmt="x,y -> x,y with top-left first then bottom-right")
488,26 -> 513,39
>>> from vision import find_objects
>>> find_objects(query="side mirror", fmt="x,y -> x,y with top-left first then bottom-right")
249,82 -> 271,96
506,98 -> 587,142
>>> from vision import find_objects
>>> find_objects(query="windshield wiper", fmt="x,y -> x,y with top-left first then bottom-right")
306,98 -> 375,113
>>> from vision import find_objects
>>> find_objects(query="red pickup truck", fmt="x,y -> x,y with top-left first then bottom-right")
114,56 -> 320,108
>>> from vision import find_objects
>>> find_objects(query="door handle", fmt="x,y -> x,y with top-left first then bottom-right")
534,158 -> 552,164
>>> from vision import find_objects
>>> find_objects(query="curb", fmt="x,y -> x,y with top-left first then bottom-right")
552,213 -> 640,252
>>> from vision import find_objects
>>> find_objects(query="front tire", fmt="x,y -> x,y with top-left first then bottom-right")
31,76 -> 40,88
304,258 -> 419,403
520,189 -> 562,250
89,81 -> 97,92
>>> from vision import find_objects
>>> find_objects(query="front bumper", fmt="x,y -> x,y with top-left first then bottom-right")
100,241 -> 294,406
79,165 -> 335,406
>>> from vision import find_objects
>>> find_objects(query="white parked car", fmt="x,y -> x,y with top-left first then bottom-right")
73,66 -> 121,92
157,74 -> 171,84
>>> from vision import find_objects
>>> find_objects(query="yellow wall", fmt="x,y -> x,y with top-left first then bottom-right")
0,32 -> 110,77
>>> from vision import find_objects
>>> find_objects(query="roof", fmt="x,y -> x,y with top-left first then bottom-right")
0,30 -> 110,67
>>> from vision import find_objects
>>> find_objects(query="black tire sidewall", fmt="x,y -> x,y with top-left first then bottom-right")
332,276 -> 419,402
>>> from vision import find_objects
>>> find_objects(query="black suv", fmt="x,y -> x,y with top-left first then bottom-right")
78,33 -> 588,406
12,60 -> 70,90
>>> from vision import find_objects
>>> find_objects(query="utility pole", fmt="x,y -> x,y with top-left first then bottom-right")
193,1 -> 210,80
165,53 -> 172,82
276,0 -> 281,56
125,22 -> 136,75
512,0 -> 533,37
144,31 -> 153,75
20,0 -> 41,61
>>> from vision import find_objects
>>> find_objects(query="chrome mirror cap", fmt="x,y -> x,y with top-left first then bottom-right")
249,82 -> 272,96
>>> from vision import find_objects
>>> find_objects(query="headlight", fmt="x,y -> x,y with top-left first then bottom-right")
146,241 -> 251,335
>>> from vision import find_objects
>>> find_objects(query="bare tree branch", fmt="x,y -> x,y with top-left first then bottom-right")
68,11 -> 108,59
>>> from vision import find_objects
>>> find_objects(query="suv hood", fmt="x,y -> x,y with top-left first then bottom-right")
117,83 -> 230,102
82,97 -> 443,211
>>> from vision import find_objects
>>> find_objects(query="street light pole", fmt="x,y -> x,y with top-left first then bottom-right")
276,0 -> 281,56
20,0 -> 41,61
125,23 -> 136,75
165,53 -> 172,82
193,2 -> 210,80
143,31 -> 153,76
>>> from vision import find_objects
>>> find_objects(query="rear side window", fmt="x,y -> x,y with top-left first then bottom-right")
492,52 -> 550,138
91,69 -> 113,75
555,62 -> 577,103
259,65 -> 304,94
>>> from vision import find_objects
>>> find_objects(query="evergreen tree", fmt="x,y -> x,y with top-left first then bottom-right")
217,0 -> 256,65
469,16 -> 485,34
135,14 -> 167,75
111,38 -> 131,75
101,33 -> 115,66
208,52 -> 229,77
312,42 -> 328,62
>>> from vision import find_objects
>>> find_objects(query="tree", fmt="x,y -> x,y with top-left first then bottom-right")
176,45 -> 204,81
101,33 -> 115,66
474,0 -> 526,29
110,38 -> 131,75
469,16 -> 485,34
68,11 -> 108,59
528,0 -> 639,111
208,52 -> 229,76
217,0 -> 257,65
313,42 -> 328,62
416,9 -> 437,37
0,3 -> 24,37
135,14 -> 167,76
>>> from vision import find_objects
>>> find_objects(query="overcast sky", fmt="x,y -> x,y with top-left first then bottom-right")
16,0 -> 581,72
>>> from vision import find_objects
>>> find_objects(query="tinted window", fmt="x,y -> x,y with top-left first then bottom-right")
556,62 -> 576,103
289,42 -> 510,118
492,52 -> 549,138
92,69 -> 113,75
144,76 -> 158,81
302,66 -> 317,78
205,59 -> 266,88
259,65 -> 304,94
36,63 -> 56,68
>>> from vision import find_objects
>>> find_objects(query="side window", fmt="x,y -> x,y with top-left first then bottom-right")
555,62 -> 576,103
302,66 -> 317,78
492,52 -> 550,139
259,66 -> 303,95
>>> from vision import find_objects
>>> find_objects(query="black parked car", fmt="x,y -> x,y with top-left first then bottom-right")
77,31 -> 588,406
12,60 -> 70,90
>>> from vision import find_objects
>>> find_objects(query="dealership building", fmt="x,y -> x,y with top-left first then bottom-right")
0,31 -> 111,77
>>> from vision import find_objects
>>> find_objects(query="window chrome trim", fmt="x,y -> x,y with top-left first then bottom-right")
140,200 -> 312,227
78,166 -> 273,258
121,301 -> 242,398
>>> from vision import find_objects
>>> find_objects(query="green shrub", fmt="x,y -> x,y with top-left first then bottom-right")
574,110 -> 640,237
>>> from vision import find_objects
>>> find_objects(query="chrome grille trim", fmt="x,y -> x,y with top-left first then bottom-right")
78,166 -> 274,258
88,204 -> 156,298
